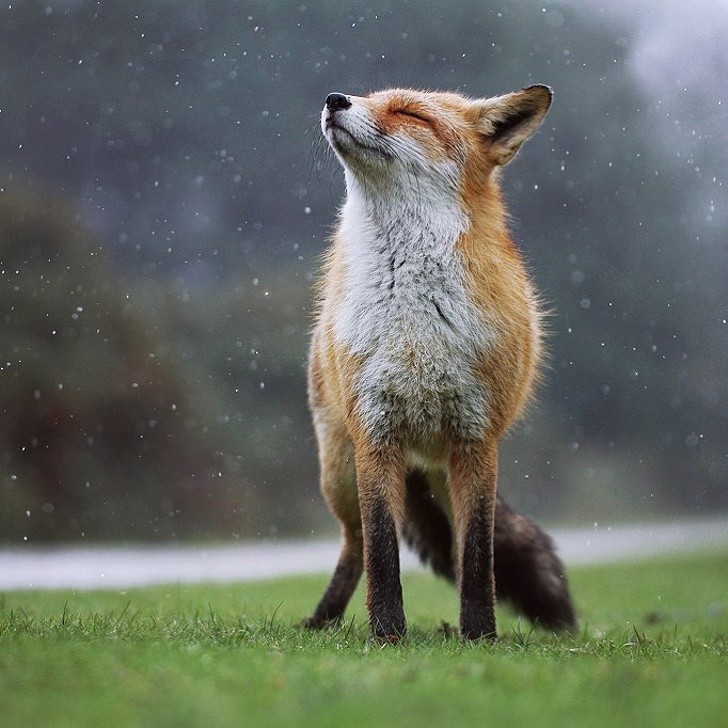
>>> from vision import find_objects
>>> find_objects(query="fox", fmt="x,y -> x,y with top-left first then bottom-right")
303,86 -> 576,642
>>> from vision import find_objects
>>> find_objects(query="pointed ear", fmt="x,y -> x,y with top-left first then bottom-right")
474,85 -> 552,166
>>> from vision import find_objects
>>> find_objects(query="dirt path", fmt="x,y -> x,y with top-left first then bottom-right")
1,518 -> 726,590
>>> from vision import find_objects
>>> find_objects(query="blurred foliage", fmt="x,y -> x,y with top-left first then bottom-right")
0,0 -> 725,541
0,188 -> 269,540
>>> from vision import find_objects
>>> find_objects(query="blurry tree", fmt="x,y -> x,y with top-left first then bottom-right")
0,188 -> 267,540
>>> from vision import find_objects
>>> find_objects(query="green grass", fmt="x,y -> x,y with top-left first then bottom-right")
1,551 -> 726,727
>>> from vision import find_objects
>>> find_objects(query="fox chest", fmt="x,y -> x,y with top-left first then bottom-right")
333,246 -> 495,445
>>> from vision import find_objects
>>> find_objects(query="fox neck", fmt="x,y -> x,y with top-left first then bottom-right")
342,168 -> 468,258
335,168 -> 480,355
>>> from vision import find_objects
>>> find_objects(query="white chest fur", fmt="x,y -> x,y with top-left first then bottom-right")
334,180 -> 496,451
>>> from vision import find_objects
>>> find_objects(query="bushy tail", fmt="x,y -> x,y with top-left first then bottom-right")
403,469 -> 577,632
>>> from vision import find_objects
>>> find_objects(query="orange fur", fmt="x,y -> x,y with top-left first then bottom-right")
307,85 -> 554,641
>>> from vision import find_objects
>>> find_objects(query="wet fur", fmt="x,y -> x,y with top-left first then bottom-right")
305,86 -> 576,641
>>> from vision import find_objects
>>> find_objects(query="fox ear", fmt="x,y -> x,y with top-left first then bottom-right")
474,85 -> 552,166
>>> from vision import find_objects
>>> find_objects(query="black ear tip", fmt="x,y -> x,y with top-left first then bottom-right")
524,84 -> 553,102
519,84 -> 553,112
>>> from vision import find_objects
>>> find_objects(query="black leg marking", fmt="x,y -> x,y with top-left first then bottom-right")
460,503 -> 496,641
303,542 -> 363,629
362,495 -> 405,642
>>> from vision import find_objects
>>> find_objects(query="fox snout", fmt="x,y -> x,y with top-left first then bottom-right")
322,92 -> 352,136
325,92 -> 352,112
322,93 -> 346,135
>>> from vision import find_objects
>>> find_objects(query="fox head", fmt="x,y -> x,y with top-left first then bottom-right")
321,86 -> 552,200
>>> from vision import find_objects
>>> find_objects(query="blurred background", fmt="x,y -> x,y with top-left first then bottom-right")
0,0 -> 725,544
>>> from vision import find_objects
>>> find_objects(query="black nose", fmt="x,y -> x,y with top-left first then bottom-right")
326,93 -> 352,112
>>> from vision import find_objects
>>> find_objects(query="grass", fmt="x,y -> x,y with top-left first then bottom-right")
1,551 -> 726,727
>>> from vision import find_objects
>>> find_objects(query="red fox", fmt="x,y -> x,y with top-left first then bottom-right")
304,86 -> 576,641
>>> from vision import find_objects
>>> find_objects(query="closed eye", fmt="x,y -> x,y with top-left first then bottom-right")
394,108 -> 430,123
